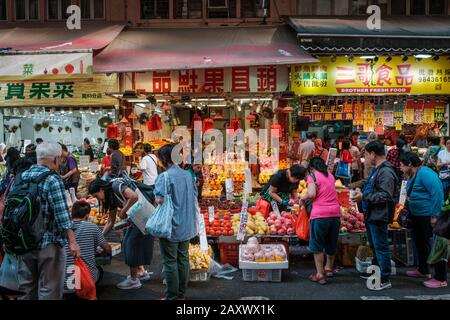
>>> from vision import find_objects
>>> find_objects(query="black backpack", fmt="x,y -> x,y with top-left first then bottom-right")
0,170 -> 56,255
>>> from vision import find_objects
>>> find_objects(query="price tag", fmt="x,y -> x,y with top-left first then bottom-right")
225,178 -> 234,193
236,206 -> 248,241
271,201 -> 281,217
244,168 -> 252,195
399,180 -> 408,205
198,213 -> 208,251
208,206 -> 215,223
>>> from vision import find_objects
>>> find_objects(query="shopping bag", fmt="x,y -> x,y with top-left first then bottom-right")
74,258 -> 96,300
256,198 -> 271,218
433,199 -> 450,239
0,253 -> 24,295
295,206 -> 310,241
128,188 -> 156,235
145,173 -> 174,239
335,161 -> 351,179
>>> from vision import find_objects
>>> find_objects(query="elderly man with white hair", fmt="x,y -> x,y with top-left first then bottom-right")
14,142 -> 80,300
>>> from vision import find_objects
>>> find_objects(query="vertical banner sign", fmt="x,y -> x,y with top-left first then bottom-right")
208,206 -> 215,223
354,102 -> 364,126
384,110 -> 394,127
363,103 -> 375,132
374,110 -> 384,135
414,105 -> 424,123
405,105 -> 415,124
435,105 -> 445,122
423,106 -> 435,123
271,201 -> 281,217
394,103 -> 404,130
399,180 -> 408,205
198,213 -> 209,251
327,148 -> 338,172
237,201 -> 249,241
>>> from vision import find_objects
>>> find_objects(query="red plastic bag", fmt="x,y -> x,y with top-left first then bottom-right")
256,198 -> 271,219
106,124 -> 118,139
295,206 -> 310,241
74,258 -> 96,300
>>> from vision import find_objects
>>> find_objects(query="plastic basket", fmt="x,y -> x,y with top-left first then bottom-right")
242,269 -> 282,282
219,243 -> 240,267
355,257 -> 397,275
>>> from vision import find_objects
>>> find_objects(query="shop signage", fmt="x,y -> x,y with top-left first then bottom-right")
291,56 -> 450,95
0,74 -> 118,107
0,52 -> 93,81
125,65 -> 288,93
300,101 -> 354,121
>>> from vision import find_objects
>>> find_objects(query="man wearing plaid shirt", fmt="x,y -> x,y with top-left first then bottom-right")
16,142 -> 80,300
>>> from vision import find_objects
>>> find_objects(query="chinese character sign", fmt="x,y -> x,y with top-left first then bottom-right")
127,66 -> 288,93
291,56 -> 450,95
0,52 -> 93,80
0,74 -> 118,107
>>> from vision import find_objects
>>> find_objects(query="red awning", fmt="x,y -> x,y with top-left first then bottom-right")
94,25 -> 317,72
0,24 -> 124,51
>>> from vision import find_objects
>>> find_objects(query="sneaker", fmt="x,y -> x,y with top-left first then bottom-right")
117,276 -> 142,290
368,281 -> 392,291
423,279 -> 448,289
138,270 -> 153,282
406,270 -> 432,279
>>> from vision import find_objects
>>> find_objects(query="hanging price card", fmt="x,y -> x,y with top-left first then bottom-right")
399,180 -> 408,205
197,213 -> 209,251
423,108 -> 435,123
208,206 -> 215,223
414,108 -> 424,123
236,202 -> 249,241
384,111 -> 394,126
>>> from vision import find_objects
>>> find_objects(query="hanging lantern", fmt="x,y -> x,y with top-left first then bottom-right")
214,114 -> 223,120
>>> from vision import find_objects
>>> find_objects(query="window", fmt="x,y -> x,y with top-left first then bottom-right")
81,0 -> 104,19
207,0 -> 236,18
0,0 -> 6,20
48,0 -> 73,20
174,0 -> 202,19
430,0 -> 446,14
411,0 -> 426,14
316,0 -> 331,15
15,0 -> 39,20
334,0 -> 349,15
297,0 -> 313,15
241,0 -> 270,18
391,0 -> 406,14
141,0 -> 169,19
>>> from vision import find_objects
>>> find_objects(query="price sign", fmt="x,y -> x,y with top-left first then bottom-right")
198,213 -> 208,251
271,201 -> 281,217
236,205 -> 248,241
208,206 -> 215,223
327,148 -> 337,172
244,168 -> 252,195
225,178 -> 234,193
399,180 -> 408,205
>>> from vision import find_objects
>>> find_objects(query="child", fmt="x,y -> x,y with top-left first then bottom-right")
64,200 -> 111,298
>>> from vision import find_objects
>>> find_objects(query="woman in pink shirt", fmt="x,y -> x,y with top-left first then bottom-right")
300,157 -> 341,285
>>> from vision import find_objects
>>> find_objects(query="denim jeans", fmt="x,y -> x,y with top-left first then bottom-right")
366,222 -> 391,281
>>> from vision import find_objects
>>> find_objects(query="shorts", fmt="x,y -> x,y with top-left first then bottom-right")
309,217 -> 340,255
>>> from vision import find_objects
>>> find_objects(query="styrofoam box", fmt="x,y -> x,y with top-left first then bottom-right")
242,269 -> 282,282
355,257 -> 397,275
110,242 -> 122,256
239,244 -> 289,270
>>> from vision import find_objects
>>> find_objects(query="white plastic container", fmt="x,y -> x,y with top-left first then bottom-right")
355,257 -> 397,275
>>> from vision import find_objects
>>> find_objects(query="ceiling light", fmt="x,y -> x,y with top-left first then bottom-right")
360,55 -> 376,60
414,54 -> 432,59
402,56 -> 409,62
432,55 -> 440,61
330,55 -> 337,62
385,56 -> 392,63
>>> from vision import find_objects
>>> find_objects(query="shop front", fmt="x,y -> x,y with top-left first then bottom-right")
290,55 -> 450,150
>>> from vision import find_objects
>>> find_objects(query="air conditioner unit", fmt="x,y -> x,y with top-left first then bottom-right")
208,0 -> 228,9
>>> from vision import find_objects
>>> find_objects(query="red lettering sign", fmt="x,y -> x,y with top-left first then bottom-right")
257,66 -> 277,92
153,71 -> 171,93
336,67 -> 355,85
178,70 -> 199,93
203,68 -> 224,93
357,63 -> 370,86
395,64 -> 413,86
375,64 -> 392,86
231,67 -> 250,92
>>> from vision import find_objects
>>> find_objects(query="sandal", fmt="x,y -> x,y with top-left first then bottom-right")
324,268 -> 335,277
309,273 -> 327,285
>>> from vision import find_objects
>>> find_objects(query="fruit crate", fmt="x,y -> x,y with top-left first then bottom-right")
242,269 -> 283,282
218,243 -> 240,267
189,269 -> 210,282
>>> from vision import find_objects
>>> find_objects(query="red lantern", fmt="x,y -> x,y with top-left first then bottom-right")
106,124 -> 118,139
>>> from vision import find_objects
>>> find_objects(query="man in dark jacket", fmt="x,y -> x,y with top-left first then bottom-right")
351,141 -> 398,291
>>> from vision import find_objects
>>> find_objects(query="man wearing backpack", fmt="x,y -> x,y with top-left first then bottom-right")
351,141 -> 399,291
2,142 -> 80,300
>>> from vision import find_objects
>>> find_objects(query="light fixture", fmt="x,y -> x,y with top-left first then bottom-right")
127,99 -> 151,103
394,98 -> 398,104
432,55 -> 440,61
414,97 -> 418,103
426,96 -> 430,103
402,56 -> 409,62
360,55 -> 376,60
385,56 -> 392,63
415,54 -> 432,59
237,105 -> 242,112
135,103 -> 146,108
331,55 -> 337,62
347,55 -> 354,62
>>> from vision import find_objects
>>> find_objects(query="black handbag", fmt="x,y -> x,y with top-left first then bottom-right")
433,198 -> 450,239
399,168 -> 422,229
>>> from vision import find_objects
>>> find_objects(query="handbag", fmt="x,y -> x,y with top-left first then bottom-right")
0,253 -> 24,295
399,167 -> 421,228
145,172 -> 174,239
336,160 -> 351,179
433,197 -> 450,239
303,172 -> 318,217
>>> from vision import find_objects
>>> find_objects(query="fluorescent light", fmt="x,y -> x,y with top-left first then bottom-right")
414,54 -> 432,59
191,98 -> 224,102
360,56 -> 376,60
156,100 -> 167,103
135,103 -> 147,108
127,99 -> 150,103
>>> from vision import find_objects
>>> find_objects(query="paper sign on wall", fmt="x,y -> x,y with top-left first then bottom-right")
236,201 -> 249,241
399,180 -> 408,205
198,213 -> 208,251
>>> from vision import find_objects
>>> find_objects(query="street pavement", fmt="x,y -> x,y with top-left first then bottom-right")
97,239 -> 450,300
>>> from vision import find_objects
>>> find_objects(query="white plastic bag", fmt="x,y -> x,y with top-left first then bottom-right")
209,259 -> 238,280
